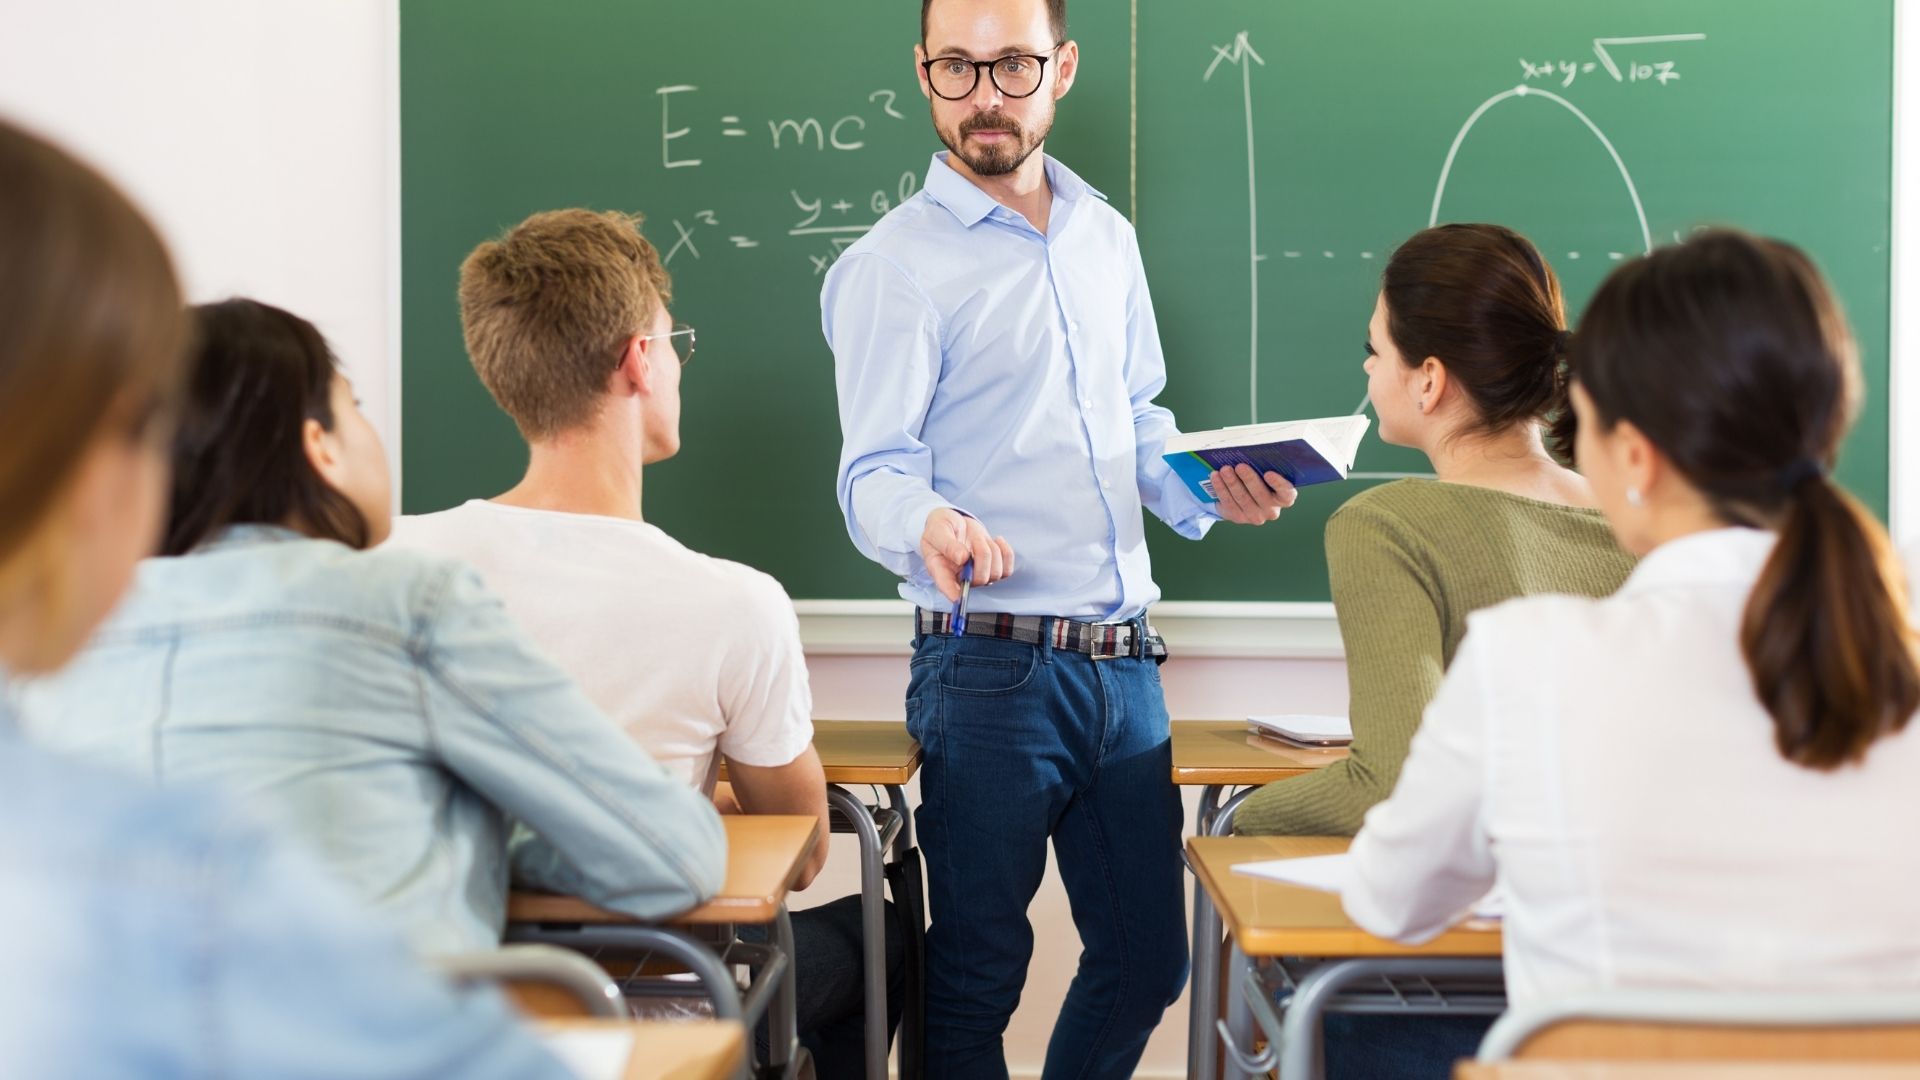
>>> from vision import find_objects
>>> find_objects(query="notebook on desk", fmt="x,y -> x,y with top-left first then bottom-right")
1247,714 -> 1352,748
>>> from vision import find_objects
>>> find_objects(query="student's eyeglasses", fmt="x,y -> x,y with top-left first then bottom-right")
625,323 -> 696,369
921,46 -> 1062,100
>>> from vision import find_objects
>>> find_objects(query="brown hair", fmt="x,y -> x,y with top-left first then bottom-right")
1573,229 -> 1916,769
162,299 -> 370,554
922,0 -> 1067,46
0,118 -> 188,603
1381,224 -> 1572,459
458,208 -> 671,441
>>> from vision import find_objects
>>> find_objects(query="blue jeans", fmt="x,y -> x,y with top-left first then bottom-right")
1321,1013 -> 1496,1079
906,625 -> 1188,1080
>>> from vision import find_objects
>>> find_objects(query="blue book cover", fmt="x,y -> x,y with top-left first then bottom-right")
1162,416 -> 1369,503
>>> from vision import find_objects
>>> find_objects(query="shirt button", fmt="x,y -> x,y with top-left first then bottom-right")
1101,479 -> 1112,490
1081,397 -> 1093,410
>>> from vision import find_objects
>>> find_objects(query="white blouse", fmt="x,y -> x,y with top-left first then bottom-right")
1345,527 -> 1920,1007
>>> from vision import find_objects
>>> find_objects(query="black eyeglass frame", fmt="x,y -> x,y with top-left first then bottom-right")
919,45 -> 1063,101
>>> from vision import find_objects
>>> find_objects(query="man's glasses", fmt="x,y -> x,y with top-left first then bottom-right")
625,323 -> 696,369
921,46 -> 1061,101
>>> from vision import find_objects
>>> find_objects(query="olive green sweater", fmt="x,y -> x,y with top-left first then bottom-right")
1234,479 -> 1637,836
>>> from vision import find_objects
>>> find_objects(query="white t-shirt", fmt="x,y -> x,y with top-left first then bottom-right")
388,501 -> 813,792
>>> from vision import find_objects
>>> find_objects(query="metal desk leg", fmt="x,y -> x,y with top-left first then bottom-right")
502,923 -> 742,1021
1244,949 -> 1512,1076
827,784 -> 891,1080
769,905 -> 799,1076
884,782 -> 915,853
1219,942 -> 1259,1080
1186,785 -> 1257,1080
1185,784 -> 1225,1080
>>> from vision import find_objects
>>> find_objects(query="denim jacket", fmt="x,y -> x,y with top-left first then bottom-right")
13,525 -> 726,954
0,708 -> 574,1079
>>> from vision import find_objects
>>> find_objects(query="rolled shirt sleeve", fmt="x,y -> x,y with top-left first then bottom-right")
826,251 -> 960,579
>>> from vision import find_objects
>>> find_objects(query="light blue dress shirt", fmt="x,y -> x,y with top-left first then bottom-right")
12,525 -> 726,956
0,705 -> 574,1079
826,151 -> 1214,620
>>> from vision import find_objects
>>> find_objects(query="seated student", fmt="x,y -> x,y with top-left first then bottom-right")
0,117 -> 576,1077
388,208 -> 901,1077
15,296 -> 727,957
1347,230 -> 1920,1005
1235,224 -> 1635,838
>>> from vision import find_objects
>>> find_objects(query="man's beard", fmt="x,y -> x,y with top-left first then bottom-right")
938,109 -> 1052,177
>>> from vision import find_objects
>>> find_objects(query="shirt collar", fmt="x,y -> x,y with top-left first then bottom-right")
191,523 -> 310,555
921,151 -> 1106,229
1616,526 -> 1778,597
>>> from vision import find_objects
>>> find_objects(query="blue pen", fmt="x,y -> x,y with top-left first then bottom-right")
952,560 -> 972,635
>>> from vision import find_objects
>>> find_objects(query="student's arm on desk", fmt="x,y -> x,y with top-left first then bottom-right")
727,749 -> 830,888
1343,631 -> 1496,943
1234,501 -> 1445,836
421,564 -> 726,916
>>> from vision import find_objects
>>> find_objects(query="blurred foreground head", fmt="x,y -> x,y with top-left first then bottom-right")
0,116 -> 189,674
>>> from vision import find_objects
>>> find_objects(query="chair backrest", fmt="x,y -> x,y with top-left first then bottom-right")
431,944 -> 627,1019
1479,992 -> 1920,1062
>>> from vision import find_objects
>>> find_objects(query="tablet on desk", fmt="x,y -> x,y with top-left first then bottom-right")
1247,714 -> 1352,748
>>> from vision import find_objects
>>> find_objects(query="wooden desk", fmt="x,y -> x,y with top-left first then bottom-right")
1191,835 -> 1504,1080
510,815 -> 818,925
510,817 -> 816,1076
1175,721 -> 1349,1080
537,1019 -> 745,1080
716,719 -> 921,785
1451,1060 -> 1920,1068
811,719 -> 922,784
1172,720 -> 1349,787
1188,835 -> 1500,958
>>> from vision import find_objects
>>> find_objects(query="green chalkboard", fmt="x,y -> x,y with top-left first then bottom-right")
401,0 -> 1893,603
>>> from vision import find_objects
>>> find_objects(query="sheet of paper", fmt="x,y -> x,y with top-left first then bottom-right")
1231,852 -> 1353,892
1231,852 -> 1505,920
539,1028 -> 635,1080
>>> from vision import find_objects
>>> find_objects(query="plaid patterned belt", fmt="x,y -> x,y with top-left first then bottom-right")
914,609 -> 1168,661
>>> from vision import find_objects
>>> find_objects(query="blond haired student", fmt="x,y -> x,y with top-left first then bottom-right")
1348,230 -> 1920,1004
391,208 -> 902,1075
0,117 -> 575,1078
1237,224 -> 1634,838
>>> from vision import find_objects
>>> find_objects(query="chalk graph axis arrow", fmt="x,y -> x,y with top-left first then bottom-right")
1206,31 -> 1266,425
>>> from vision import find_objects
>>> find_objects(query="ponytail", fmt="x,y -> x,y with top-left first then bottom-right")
1574,229 -> 1916,770
1544,329 -> 1576,464
1740,473 -> 1919,769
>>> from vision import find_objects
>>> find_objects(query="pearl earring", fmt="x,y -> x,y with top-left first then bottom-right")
1626,487 -> 1644,507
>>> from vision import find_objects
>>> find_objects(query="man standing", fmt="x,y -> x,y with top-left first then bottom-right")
824,1 -> 1295,1076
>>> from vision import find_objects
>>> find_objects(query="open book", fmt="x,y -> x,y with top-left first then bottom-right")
1163,415 -> 1370,503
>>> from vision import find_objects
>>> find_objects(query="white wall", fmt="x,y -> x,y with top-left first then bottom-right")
0,0 -> 400,481
5,2 -> 1917,1077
